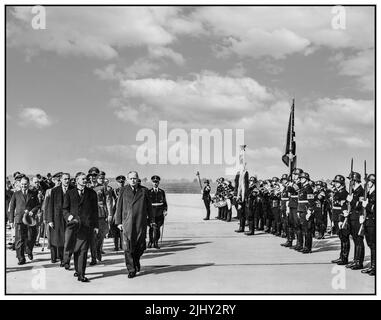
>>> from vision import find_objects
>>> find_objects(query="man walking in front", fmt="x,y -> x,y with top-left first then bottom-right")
115,171 -> 153,278
63,172 -> 99,282
8,176 -> 41,264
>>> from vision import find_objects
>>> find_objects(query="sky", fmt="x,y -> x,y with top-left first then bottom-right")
5,5 -> 375,181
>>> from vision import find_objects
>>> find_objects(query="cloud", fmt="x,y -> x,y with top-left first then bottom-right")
148,46 -> 185,65
113,71 -> 274,127
7,6 -> 201,60
18,107 -> 53,128
338,49 -> 374,91
335,136 -> 372,148
196,6 -> 374,59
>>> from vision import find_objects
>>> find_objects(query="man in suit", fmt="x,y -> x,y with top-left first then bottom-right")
148,175 -> 168,249
62,172 -> 99,282
115,171 -> 153,278
110,175 -> 126,251
8,176 -> 41,265
47,173 -> 71,266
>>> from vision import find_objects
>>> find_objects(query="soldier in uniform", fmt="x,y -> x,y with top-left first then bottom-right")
224,180 -> 234,222
345,172 -> 365,270
314,181 -> 327,239
244,176 -> 257,236
281,168 -> 302,248
147,175 -> 168,249
90,171 -> 109,264
110,175 -> 126,251
269,177 -> 281,236
297,172 -> 315,253
331,175 -> 350,265
279,174 -> 289,238
202,180 -> 212,220
215,178 -> 225,220
361,174 -> 375,276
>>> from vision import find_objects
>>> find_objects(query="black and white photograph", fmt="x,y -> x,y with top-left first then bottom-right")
3,2 -> 377,297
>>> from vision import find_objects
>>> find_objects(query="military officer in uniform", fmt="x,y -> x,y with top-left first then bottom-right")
244,176 -> 257,236
202,180 -> 212,220
361,174 -> 375,276
90,171 -> 109,264
345,172 -> 365,270
279,174 -> 289,238
110,175 -> 126,251
297,172 -> 315,253
148,175 -> 168,249
314,181 -> 327,239
281,168 -> 302,248
269,177 -> 281,236
331,175 -> 350,265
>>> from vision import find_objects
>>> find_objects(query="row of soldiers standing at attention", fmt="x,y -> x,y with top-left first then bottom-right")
6,168 -> 167,281
201,168 -> 376,276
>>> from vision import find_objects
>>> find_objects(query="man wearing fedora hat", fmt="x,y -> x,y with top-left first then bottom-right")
109,175 -> 126,251
62,172 -> 99,282
8,176 -> 41,265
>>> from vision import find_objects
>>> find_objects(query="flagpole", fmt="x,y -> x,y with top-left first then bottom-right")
289,99 -> 294,177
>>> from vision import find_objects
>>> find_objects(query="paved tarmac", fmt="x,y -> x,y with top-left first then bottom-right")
6,194 -> 375,294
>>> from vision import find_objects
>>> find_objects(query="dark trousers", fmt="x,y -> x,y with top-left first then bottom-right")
315,211 -> 327,237
63,223 -> 78,265
349,218 -> 365,264
203,199 -> 211,219
365,224 -> 375,268
287,208 -> 297,241
73,228 -> 91,277
15,223 -> 37,261
271,208 -> 281,235
124,249 -> 144,273
281,209 -> 288,237
149,215 -> 164,243
294,210 -> 303,247
338,225 -> 351,262
50,245 -> 64,262
301,213 -> 314,250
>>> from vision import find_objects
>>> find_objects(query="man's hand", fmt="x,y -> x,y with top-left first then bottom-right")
48,222 -> 54,229
94,228 -> 99,234
346,194 -> 353,202
306,211 -> 311,220
107,215 -> 113,224
10,222 -> 14,228
117,224 -> 123,231
362,199 -> 369,208
343,210 -> 349,217
68,215 -> 73,221
338,221 -> 343,229
359,216 -> 365,224
28,211 -> 34,216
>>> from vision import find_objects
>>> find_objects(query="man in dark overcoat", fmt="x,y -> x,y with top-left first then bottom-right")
115,171 -> 153,278
62,172 -> 99,282
47,173 -> 71,266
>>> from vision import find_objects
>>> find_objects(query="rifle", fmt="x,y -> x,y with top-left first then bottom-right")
196,171 -> 203,192
341,158 -> 353,229
358,160 -> 368,236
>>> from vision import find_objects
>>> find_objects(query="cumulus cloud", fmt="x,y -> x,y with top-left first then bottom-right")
18,107 -> 53,128
113,72 -> 274,127
7,6 -> 200,60
196,6 -> 374,59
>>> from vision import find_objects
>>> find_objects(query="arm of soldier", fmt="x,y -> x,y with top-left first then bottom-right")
163,190 -> 168,215
115,188 -> 124,229
8,193 -> 16,227
91,191 -> 99,232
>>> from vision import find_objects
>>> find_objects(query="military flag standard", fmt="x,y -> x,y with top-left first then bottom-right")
282,99 -> 297,174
